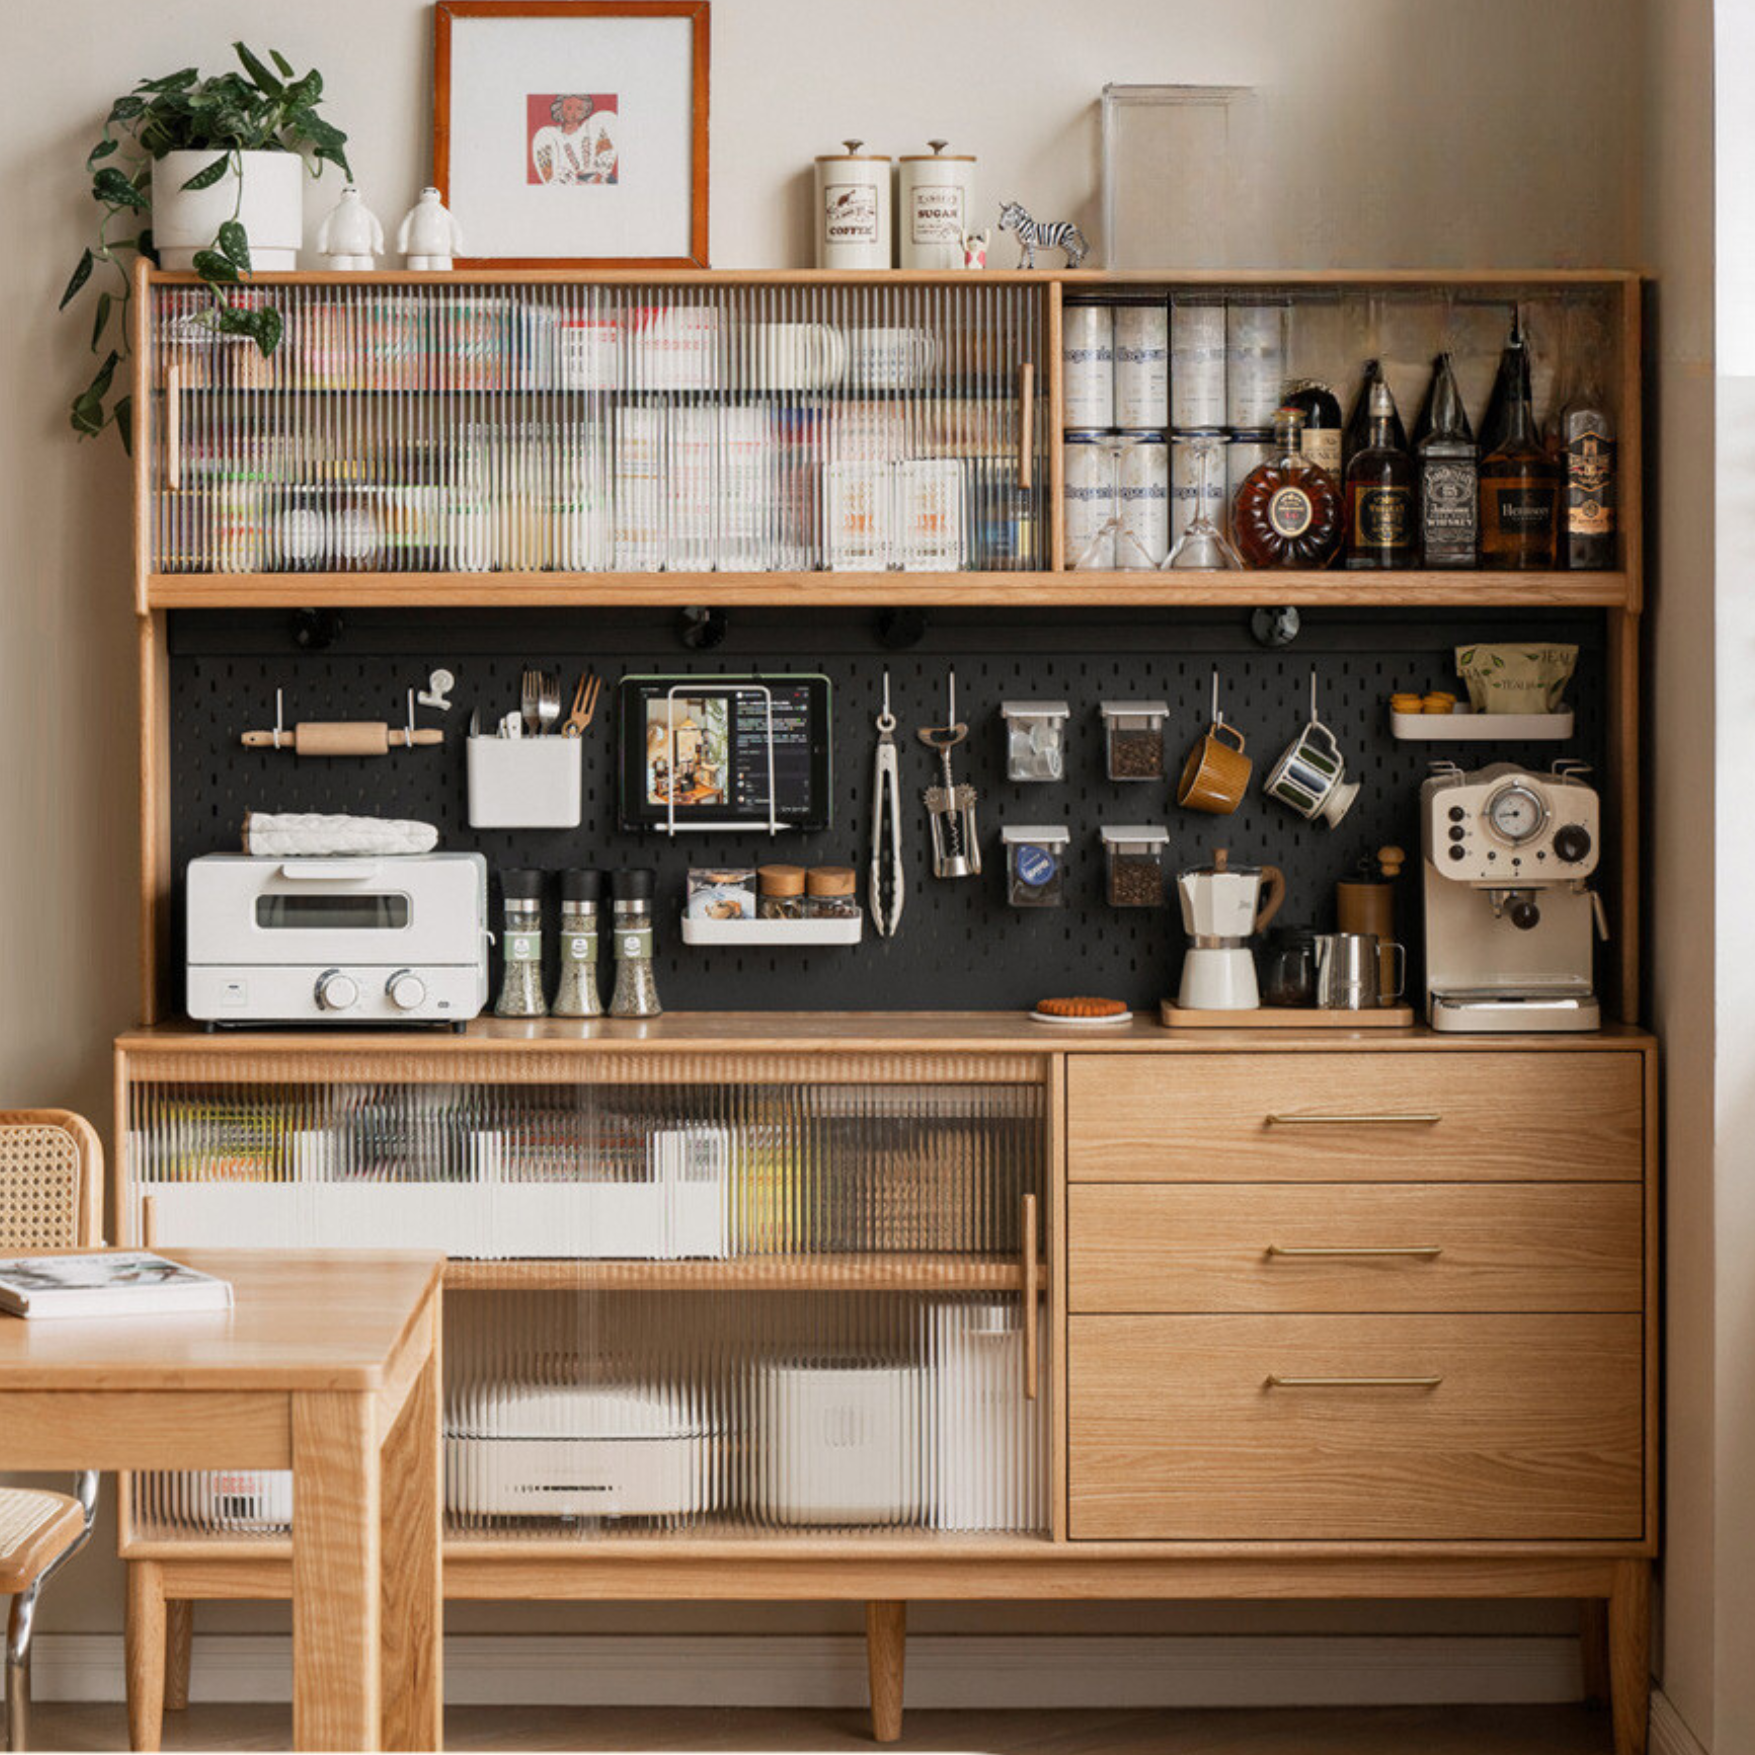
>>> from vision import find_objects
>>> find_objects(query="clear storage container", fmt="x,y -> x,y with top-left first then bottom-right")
999,701 -> 1070,782
1100,825 -> 1170,908
1001,826 -> 1069,908
1099,700 -> 1169,781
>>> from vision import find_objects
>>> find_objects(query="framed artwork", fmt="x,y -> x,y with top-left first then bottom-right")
434,1 -> 710,268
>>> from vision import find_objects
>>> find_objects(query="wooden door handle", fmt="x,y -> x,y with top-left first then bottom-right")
1017,363 -> 1035,492
1266,1244 -> 1443,1259
1266,1374 -> 1443,1389
1021,1191 -> 1038,1401
1265,1112 -> 1441,1127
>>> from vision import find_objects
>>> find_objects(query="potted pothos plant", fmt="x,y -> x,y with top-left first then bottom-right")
61,43 -> 351,449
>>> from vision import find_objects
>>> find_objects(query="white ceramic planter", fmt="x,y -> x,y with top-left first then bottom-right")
151,149 -> 304,270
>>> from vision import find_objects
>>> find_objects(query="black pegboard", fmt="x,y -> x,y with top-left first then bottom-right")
166,607 -> 1611,1014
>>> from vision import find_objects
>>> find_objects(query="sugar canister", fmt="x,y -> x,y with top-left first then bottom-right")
898,141 -> 976,270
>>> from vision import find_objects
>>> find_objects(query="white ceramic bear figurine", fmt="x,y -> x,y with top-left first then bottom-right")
317,185 -> 386,271
961,229 -> 991,271
398,189 -> 464,271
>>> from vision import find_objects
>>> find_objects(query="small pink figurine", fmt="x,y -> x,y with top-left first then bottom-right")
961,229 -> 991,271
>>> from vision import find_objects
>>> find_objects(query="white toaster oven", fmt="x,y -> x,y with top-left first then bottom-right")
186,853 -> 489,1026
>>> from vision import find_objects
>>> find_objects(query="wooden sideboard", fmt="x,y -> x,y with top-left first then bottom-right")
112,1017 -> 1657,1753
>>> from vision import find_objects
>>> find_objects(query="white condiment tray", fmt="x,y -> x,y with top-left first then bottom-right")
681,916 -> 863,946
1388,707 -> 1574,741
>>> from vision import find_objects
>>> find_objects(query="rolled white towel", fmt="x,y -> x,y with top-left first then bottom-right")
242,812 -> 440,857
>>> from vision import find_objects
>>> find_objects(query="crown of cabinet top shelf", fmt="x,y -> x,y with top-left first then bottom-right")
142,568 -> 1636,611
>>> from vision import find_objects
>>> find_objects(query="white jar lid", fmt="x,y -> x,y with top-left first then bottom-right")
1100,825 -> 1170,845
1001,825 -> 1070,845
1099,700 -> 1170,719
1001,700 -> 1070,719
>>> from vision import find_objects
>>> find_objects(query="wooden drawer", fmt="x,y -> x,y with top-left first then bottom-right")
1069,1183 -> 1644,1314
1068,1313 -> 1643,1541
1066,1052 -> 1643,1183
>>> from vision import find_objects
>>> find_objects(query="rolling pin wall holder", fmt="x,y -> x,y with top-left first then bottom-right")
243,689 -> 445,757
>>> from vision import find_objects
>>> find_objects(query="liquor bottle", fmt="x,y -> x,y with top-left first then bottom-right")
1232,406 -> 1344,570
1342,359 -> 1407,475
1553,325 -> 1617,570
1477,312 -> 1528,460
1478,368 -> 1559,569
1408,355 -> 1442,453
1417,353 -> 1478,569
1344,380 -> 1417,569
1281,380 -> 1343,480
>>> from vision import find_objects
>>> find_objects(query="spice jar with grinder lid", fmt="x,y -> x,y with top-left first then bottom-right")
608,868 -> 662,1018
551,867 -> 604,1018
495,869 -> 547,1018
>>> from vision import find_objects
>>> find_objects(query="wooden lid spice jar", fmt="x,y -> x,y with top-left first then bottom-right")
806,866 -> 860,919
758,864 -> 809,920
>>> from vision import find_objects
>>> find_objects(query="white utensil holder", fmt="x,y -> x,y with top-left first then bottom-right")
467,737 -> 582,829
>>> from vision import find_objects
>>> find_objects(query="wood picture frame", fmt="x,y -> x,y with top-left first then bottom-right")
434,1 -> 710,269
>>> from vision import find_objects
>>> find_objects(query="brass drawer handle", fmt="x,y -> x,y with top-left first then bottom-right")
1266,1244 -> 1443,1259
1265,1112 -> 1442,1127
1266,1374 -> 1443,1389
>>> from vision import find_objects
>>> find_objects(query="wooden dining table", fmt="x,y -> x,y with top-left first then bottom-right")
0,1248 -> 444,1752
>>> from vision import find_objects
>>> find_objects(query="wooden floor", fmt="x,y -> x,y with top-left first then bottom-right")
30,1701 -> 1616,1752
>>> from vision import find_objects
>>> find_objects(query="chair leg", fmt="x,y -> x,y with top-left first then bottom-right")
164,1601 -> 192,1714
7,1582 -> 40,1753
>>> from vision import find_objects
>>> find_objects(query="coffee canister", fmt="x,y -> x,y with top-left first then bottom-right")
1170,303 -> 1227,428
1064,431 -> 1117,571
1226,303 -> 1288,429
1063,300 -> 1115,430
1113,301 -> 1168,430
898,140 -> 976,271
1115,432 -> 1169,570
815,140 -> 892,270
1169,430 -> 1227,550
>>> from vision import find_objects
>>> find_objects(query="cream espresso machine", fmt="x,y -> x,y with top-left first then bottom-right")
1420,761 -> 1609,1031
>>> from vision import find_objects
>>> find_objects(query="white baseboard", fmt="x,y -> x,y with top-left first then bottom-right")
19,1632 -> 1584,1710
1651,1689 -> 1711,1755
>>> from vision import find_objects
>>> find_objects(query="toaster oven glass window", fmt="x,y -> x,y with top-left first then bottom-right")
255,895 -> 411,931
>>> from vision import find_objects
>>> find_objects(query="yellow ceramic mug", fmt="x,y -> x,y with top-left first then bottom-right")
1177,720 -> 1253,815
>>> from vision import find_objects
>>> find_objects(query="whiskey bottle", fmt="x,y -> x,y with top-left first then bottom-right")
1477,312 -> 1528,460
1343,360 -> 1406,476
1478,369 -> 1558,569
1417,353 -> 1478,569
1553,333 -> 1616,570
1281,380 -> 1343,480
1408,354 -> 1442,452
1232,407 -> 1344,570
1344,380 -> 1417,569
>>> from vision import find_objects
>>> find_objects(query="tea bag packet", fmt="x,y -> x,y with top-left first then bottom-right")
1454,643 -> 1578,714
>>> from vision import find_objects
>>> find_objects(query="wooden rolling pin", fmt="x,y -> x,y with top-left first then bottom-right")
241,722 -> 444,756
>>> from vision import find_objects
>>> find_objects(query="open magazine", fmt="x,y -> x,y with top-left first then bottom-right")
0,1252 -> 232,1319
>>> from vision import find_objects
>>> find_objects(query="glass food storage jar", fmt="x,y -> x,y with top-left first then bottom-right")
999,700 -> 1069,782
1100,825 -> 1169,908
1099,700 -> 1169,781
758,865 -> 809,920
806,866 -> 860,919
1001,826 -> 1069,908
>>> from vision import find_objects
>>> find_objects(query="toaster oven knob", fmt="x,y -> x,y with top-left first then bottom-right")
387,971 -> 427,1012
314,969 -> 360,1012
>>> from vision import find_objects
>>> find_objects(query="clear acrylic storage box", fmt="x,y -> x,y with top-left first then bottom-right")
1000,701 -> 1069,782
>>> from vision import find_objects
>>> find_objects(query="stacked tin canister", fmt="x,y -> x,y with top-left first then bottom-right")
1062,297 -> 1288,571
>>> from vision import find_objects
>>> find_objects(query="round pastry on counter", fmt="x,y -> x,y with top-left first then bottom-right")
1030,996 -> 1133,1025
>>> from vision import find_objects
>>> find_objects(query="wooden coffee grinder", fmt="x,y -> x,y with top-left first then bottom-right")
1336,845 -> 1406,1006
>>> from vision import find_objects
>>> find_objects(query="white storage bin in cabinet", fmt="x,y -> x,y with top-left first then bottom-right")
467,736 -> 582,829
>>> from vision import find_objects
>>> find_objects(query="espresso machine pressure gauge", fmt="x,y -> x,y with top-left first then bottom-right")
1483,780 -> 1549,846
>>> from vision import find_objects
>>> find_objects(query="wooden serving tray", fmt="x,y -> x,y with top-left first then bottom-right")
1159,1002 -> 1417,1029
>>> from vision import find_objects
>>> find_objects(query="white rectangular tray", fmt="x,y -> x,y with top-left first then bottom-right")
682,916 -> 863,946
1389,707 -> 1574,741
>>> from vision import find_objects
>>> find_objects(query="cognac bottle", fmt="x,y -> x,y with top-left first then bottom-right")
1478,369 -> 1558,569
1344,380 -> 1417,569
1281,380 -> 1343,480
1233,407 -> 1344,570
1417,353 -> 1478,569
1477,312 -> 1528,460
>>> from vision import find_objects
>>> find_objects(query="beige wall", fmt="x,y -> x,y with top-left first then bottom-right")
3,0 -> 1644,1656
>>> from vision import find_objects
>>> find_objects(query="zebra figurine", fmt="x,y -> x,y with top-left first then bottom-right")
997,199 -> 1090,269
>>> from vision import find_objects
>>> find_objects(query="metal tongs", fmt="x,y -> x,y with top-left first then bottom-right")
869,670 -> 905,937
919,668 -> 980,879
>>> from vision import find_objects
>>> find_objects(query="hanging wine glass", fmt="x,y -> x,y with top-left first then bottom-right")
1163,435 -> 1242,570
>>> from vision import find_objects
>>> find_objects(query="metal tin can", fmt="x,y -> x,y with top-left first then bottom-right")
1226,304 -> 1288,429
1170,303 -> 1227,428
814,143 -> 892,271
1226,429 -> 1274,538
1114,432 -> 1169,570
1169,430 -> 1227,551
1062,301 -> 1115,431
1064,431 -> 1117,571
898,142 -> 976,271
1113,302 -> 1169,431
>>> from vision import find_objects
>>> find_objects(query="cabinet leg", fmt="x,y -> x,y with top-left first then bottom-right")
1579,1598 -> 1610,1708
125,1562 -> 166,1754
165,1599 -> 193,1712
1609,1560 -> 1651,1755
865,1600 -> 906,1745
